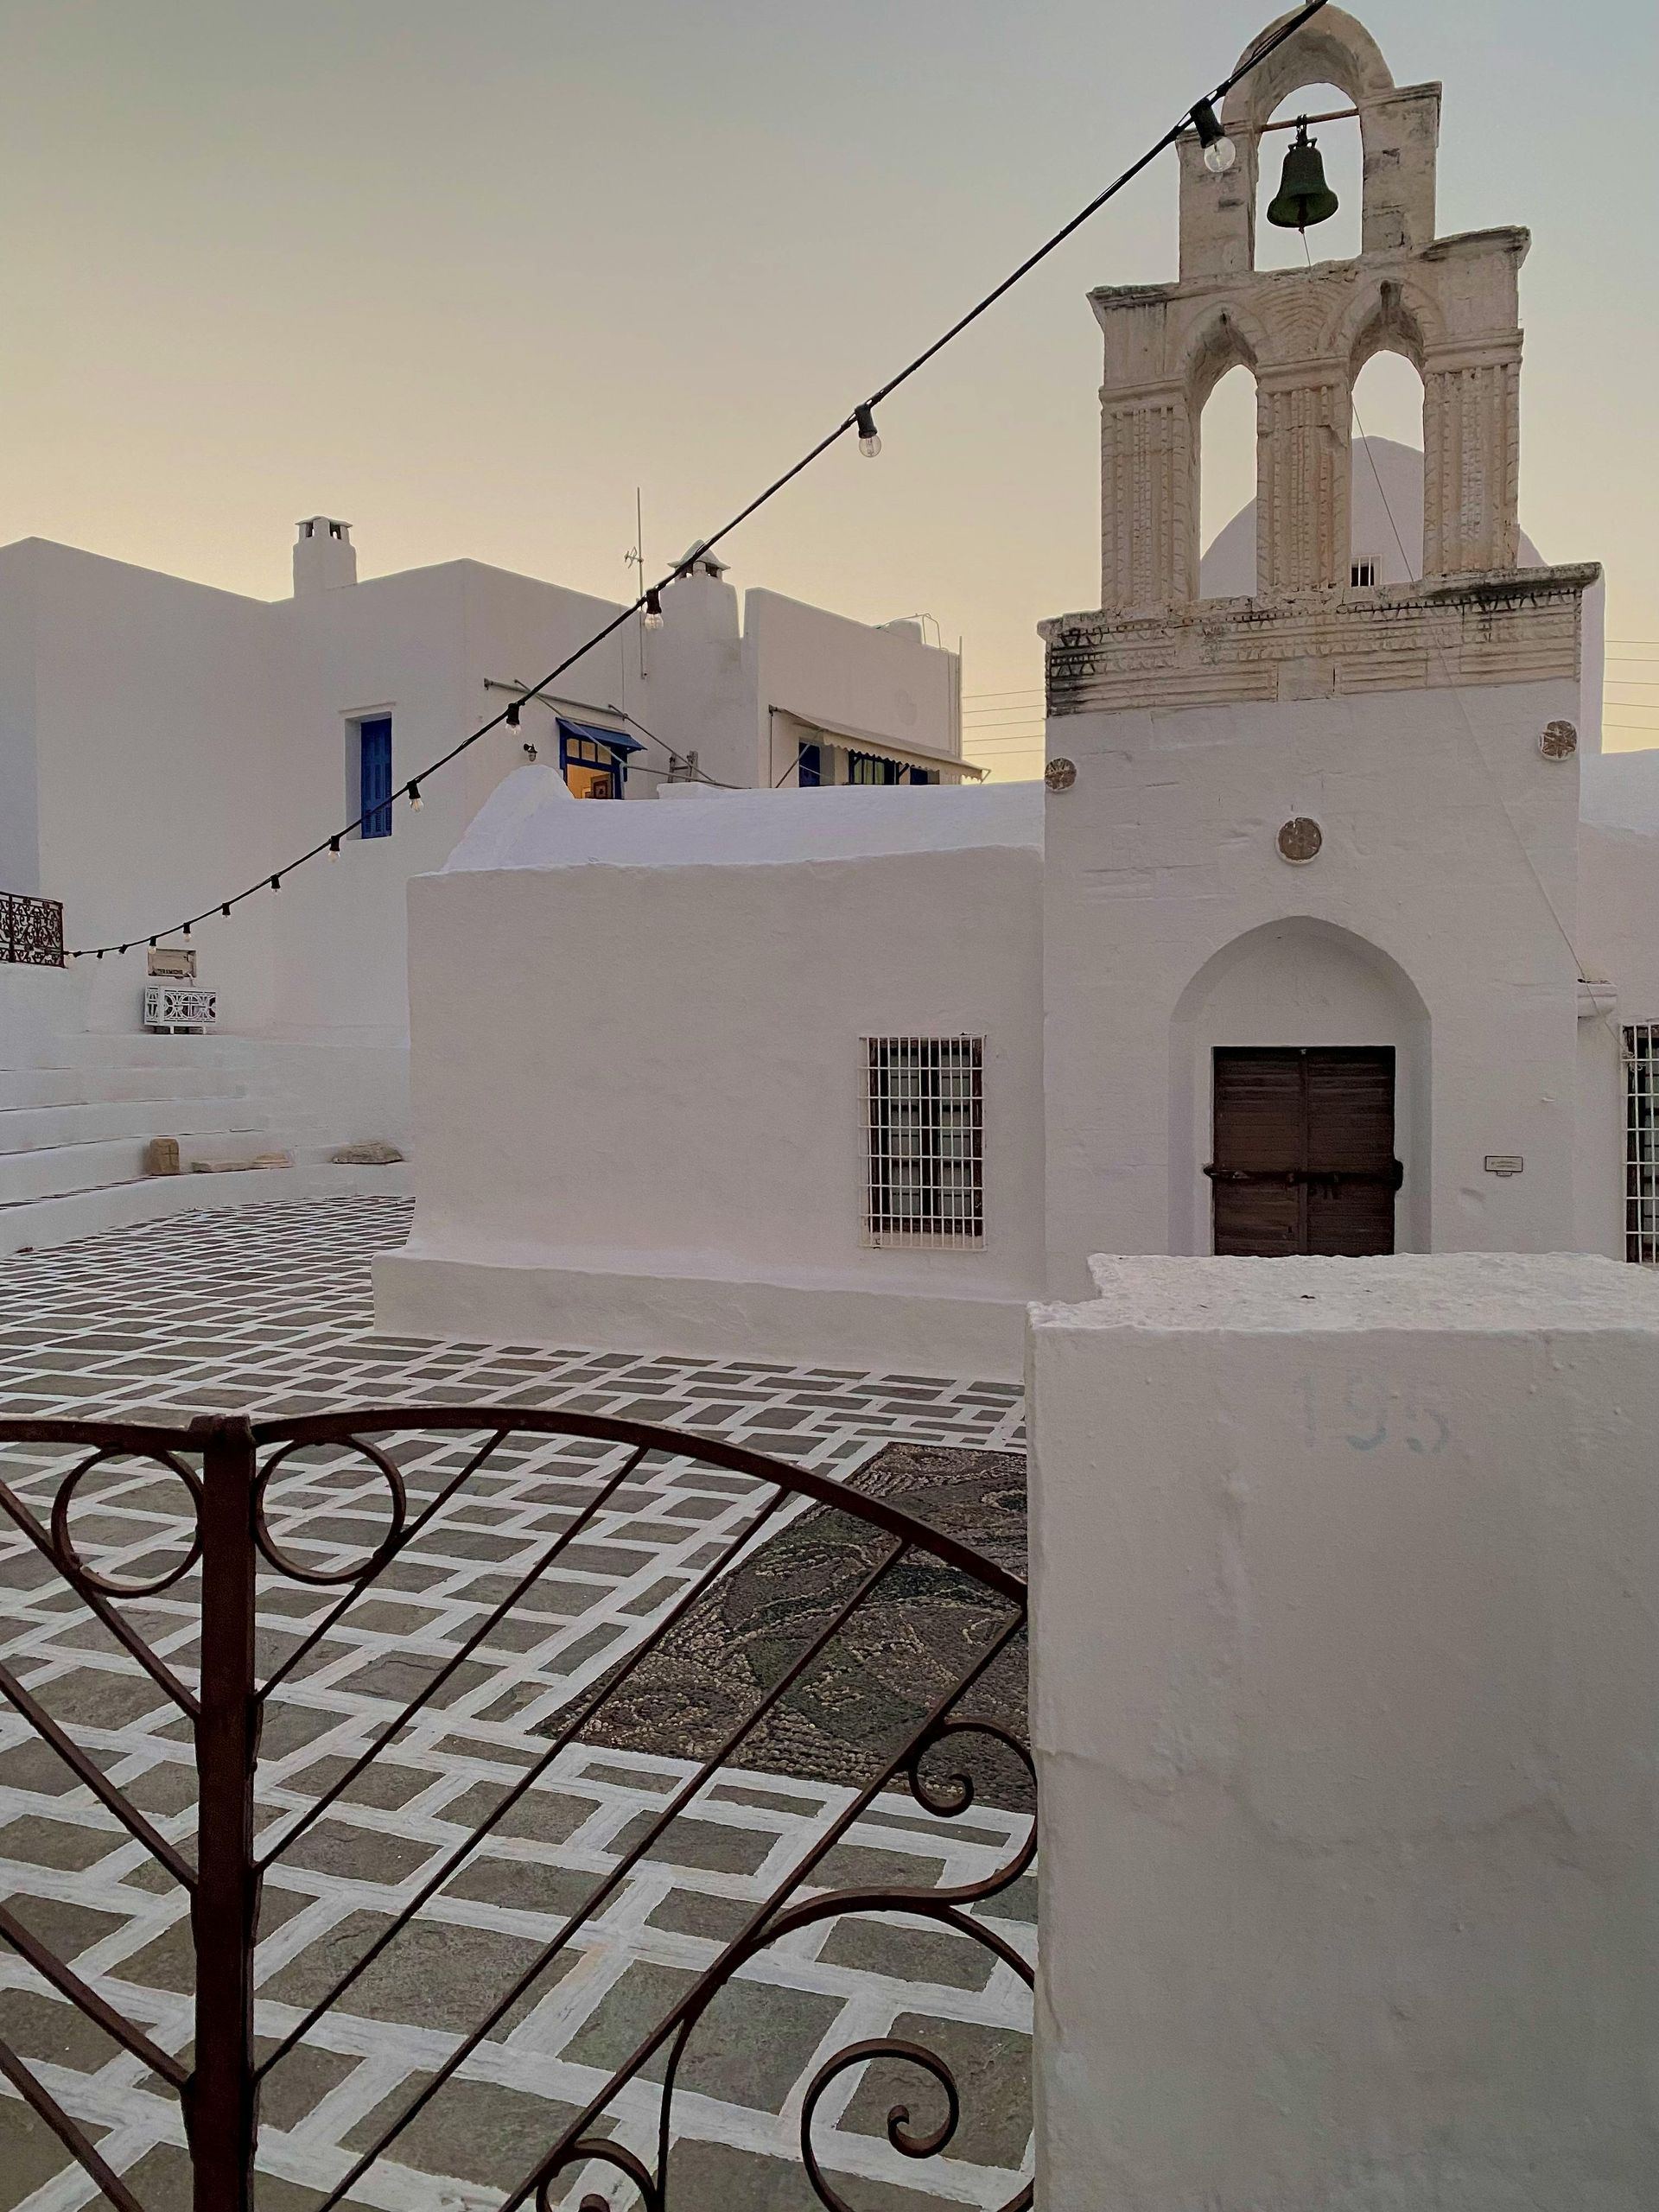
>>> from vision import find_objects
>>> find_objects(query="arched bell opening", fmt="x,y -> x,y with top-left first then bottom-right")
1196,365 -> 1262,601
1253,83 -> 1363,270
1348,353 -> 1427,586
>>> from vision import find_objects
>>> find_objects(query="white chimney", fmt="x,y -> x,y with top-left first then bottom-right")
293,517 -> 357,596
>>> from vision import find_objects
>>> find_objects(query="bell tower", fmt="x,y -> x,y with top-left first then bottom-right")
1037,4 -> 1600,1293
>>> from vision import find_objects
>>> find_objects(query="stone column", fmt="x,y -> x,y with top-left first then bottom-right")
1100,390 -> 1188,611
1255,373 -> 1350,593
1424,348 -> 1522,575
1029,1253 -> 1659,2211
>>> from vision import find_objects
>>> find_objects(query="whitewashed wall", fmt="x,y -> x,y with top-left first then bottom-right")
1029,1251 -> 1659,2210
1042,676 -> 1586,1293
0,530 -> 961,1160
378,782 -> 1042,1375
746,589 -> 963,785
1576,817 -> 1659,1258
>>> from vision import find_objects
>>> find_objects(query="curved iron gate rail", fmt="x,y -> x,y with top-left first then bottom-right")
0,1407 -> 1033,2211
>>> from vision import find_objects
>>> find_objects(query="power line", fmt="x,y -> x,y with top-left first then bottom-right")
68,0 -> 1334,961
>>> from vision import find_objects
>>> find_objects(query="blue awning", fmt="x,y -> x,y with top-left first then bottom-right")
556,715 -> 643,756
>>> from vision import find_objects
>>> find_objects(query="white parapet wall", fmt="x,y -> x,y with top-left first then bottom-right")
1027,1252 -> 1659,2210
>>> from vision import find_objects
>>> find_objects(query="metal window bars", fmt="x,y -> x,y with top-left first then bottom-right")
0,895 -> 64,968
865,1037 -> 986,1249
1625,1025 -> 1659,1263
0,1407 -> 1031,2211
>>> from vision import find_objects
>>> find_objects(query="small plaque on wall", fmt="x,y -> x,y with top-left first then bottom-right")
1484,1156 -> 1524,1178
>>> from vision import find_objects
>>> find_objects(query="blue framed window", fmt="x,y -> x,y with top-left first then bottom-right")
798,741 -> 823,787
555,715 -> 642,800
357,716 -> 393,838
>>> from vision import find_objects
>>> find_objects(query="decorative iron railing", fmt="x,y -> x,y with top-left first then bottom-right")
0,1408 -> 1033,2211
0,894 -> 64,968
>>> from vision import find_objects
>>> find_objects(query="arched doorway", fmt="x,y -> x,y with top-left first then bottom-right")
1170,918 -> 1432,1255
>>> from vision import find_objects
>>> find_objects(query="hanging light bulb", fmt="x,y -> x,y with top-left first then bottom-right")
505,701 -> 521,730
1191,99 -> 1236,175
118,945 -> 128,957
409,782 -> 423,810
643,588 -> 664,632
855,404 -> 882,460
329,836 -> 341,861
270,875 -> 281,892
221,904 -> 231,918
65,950 -> 76,965
96,950 -> 104,962
182,923 -> 191,938
149,938 -> 156,950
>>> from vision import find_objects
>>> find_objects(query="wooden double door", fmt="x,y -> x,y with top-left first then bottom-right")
1209,1046 -> 1402,1257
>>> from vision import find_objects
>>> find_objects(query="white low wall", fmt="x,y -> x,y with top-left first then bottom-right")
379,783 -> 1045,1378
1028,1253 -> 1659,2209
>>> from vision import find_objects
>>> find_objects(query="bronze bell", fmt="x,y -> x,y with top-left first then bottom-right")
1268,120 -> 1339,232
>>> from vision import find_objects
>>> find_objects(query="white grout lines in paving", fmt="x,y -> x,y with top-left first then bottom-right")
0,1197 -> 1031,2210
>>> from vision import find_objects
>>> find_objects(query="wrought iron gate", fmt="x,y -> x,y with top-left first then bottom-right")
0,1408 -> 1032,2210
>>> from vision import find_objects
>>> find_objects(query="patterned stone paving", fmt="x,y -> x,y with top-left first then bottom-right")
0,1198 -> 1032,2211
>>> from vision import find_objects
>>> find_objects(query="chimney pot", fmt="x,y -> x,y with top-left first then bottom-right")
293,517 -> 357,596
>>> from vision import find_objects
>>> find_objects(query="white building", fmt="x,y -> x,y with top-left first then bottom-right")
0,524 -> 965,1243
381,4 -> 1659,1381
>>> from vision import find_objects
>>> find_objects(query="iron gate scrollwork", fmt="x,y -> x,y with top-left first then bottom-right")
0,1407 -> 1033,2210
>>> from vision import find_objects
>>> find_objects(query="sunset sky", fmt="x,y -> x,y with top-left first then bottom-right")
1,0 -> 1653,778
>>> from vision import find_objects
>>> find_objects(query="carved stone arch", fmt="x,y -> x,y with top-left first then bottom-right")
1198,8 -> 1439,272
1220,5 -> 1396,137
1330,273 -> 1440,375
1180,307 -> 1266,602
1182,303 -> 1264,410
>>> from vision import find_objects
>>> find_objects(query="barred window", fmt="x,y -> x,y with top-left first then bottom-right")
1626,1025 -> 1659,1262
864,1037 -> 984,1247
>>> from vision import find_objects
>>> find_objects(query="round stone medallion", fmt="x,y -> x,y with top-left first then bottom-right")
1046,758 -> 1077,793
1540,720 -> 1578,760
1277,817 -> 1323,866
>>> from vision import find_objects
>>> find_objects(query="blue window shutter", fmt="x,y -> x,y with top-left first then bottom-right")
359,718 -> 393,838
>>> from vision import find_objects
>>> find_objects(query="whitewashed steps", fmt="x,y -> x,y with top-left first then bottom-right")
0,1097 -> 261,1154
0,1159 -> 411,1255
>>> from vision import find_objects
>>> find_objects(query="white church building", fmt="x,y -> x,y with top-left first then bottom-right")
378,4 -> 1659,1381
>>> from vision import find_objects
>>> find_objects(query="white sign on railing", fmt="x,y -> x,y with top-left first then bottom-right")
143,983 -> 219,1032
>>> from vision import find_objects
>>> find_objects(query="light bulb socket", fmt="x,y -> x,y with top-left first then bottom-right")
643,588 -> 664,631
221,904 -> 231,918
182,924 -> 191,938
505,701 -> 521,728
96,950 -> 104,961
855,404 -> 881,458
1192,99 -> 1236,174
148,938 -> 156,950
270,875 -> 281,891
329,836 -> 341,860
409,783 -> 423,810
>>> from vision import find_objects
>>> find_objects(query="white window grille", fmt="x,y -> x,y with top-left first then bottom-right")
1626,1025 -> 1659,1262
1351,558 -> 1379,588
864,1037 -> 984,1248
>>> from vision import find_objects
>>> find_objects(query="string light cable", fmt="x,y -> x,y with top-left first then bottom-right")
68,0 -> 1333,961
